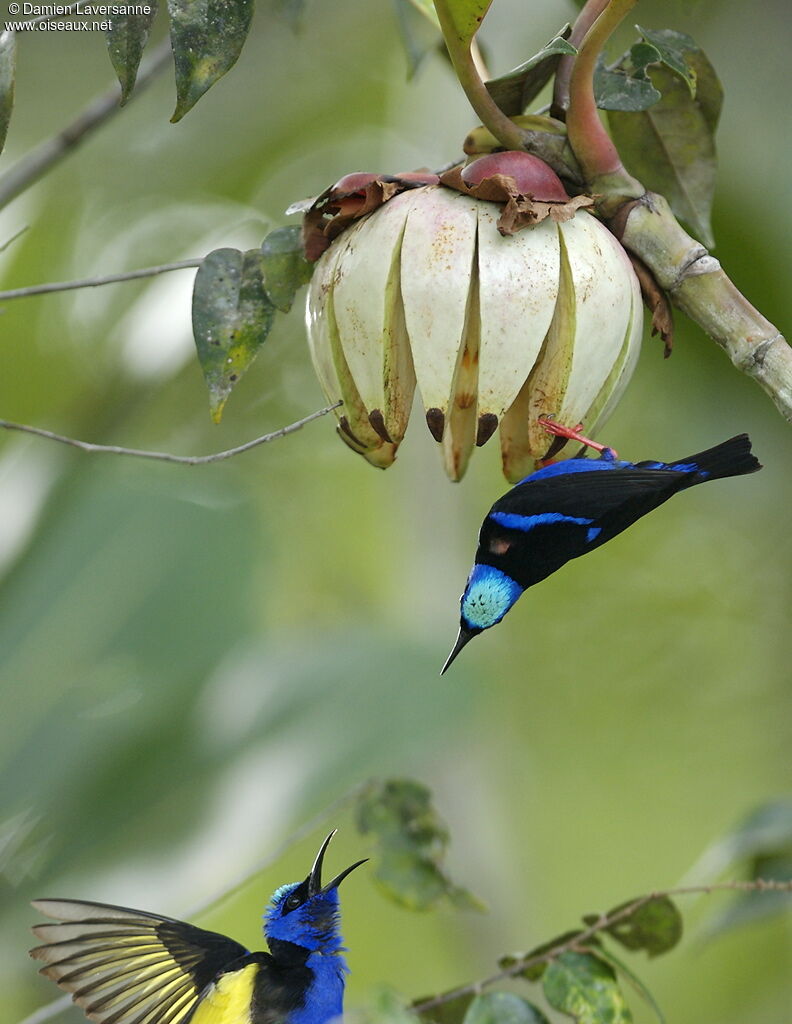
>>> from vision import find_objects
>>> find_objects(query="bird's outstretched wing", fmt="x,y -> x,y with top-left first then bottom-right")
30,899 -> 249,1024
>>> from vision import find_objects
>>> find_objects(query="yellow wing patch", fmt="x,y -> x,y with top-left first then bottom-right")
30,899 -> 250,1024
191,964 -> 257,1024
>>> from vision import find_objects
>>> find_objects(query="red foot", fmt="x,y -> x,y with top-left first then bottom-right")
538,416 -> 618,459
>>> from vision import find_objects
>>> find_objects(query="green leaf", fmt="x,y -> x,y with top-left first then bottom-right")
594,55 -> 661,112
585,946 -> 666,1024
167,0 -> 254,122
543,952 -> 633,1024
637,27 -> 697,95
463,993 -> 550,1024
628,41 -> 661,77
608,58 -> 722,247
259,226 -> 313,313
433,0 -> 493,48
393,0 -> 441,78
485,28 -> 576,115
584,896 -> 683,957
498,931 -> 594,982
0,30 -> 16,156
355,778 -> 484,912
192,247 -> 276,422
105,3 -> 159,104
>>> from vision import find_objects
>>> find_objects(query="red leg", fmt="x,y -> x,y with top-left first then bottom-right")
538,416 -> 619,459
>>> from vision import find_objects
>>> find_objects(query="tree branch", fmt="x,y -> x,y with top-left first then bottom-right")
0,403 -> 342,464
614,194 -> 792,420
0,259 -> 202,301
412,878 -> 792,1014
558,0 -> 792,420
0,37 -> 172,211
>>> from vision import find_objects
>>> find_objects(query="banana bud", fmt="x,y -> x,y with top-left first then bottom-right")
304,152 -> 643,482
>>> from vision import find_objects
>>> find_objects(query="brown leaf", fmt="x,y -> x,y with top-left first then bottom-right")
301,173 -> 439,261
439,165 -> 593,236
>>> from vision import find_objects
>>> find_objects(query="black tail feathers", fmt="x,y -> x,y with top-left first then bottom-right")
676,433 -> 762,483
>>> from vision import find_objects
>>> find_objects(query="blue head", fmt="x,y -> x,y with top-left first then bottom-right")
441,564 -> 524,674
264,830 -> 366,955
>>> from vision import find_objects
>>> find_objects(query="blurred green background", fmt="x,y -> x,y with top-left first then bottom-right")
1,1 -> 790,1022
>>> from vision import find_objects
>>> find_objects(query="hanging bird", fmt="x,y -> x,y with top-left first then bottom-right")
442,418 -> 762,673
30,830 -> 366,1024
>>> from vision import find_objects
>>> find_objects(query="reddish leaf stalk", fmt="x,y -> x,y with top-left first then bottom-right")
564,0 -> 643,200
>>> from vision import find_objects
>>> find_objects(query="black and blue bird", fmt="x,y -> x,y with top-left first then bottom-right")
30,830 -> 366,1024
442,418 -> 762,673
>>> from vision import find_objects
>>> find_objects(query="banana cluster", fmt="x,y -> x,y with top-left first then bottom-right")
306,183 -> 643,482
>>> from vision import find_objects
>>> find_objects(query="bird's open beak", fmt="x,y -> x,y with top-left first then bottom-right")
441,625 -> 476,675
307,830 -> 368,896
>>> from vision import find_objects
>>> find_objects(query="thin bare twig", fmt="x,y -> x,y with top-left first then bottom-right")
412,878 -> 792,1013
0,260 -> 202,301
0,38 -> 172,211
0,403 -> 342,465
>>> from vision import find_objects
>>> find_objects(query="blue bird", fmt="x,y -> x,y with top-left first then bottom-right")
442,418 -> 762,673
30,830 -> 366,1024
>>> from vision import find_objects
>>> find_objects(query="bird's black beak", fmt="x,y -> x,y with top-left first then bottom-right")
307,830 -> 368,896
440,625 -> 477,675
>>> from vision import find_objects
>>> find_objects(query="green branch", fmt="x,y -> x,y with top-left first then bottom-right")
0,403 -> 342,465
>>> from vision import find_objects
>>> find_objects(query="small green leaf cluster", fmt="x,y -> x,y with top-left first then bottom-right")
355,778 -> 484,912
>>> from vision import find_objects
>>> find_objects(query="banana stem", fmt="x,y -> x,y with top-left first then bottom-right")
432,0 -> 526,151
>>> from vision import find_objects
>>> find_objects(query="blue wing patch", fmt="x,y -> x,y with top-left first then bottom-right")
490,511 -> 595,532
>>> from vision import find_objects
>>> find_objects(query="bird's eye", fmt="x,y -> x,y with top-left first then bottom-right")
285,893 -> 302,911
